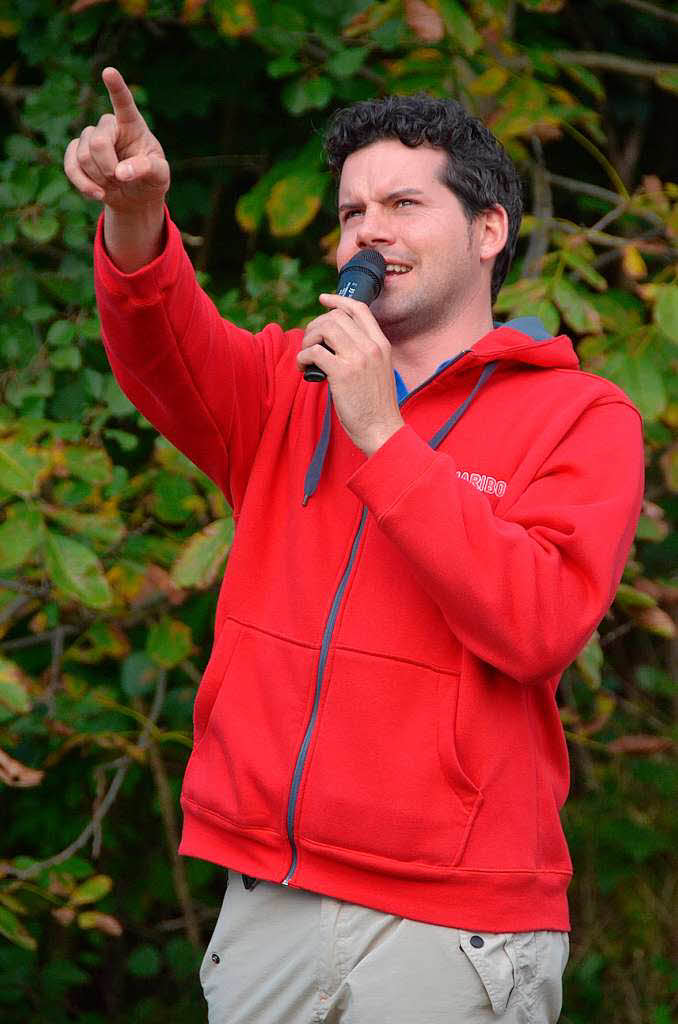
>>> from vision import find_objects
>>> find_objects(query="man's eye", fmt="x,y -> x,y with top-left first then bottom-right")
396,199 -> 415,207
344,209 -> 361,220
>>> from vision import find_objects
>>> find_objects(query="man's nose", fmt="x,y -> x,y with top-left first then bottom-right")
355,205 -> 395,248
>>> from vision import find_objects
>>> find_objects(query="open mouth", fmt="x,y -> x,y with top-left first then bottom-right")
384,262 -> 412,276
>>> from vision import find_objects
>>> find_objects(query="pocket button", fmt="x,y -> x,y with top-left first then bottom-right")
470,935 -> 484,948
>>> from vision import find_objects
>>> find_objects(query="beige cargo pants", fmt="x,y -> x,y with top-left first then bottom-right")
200,875 -> 569,1023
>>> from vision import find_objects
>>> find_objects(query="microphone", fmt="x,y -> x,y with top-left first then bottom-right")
303,249 -> 387,383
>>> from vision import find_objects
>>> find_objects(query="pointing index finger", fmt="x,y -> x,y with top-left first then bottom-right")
102,66 -> 142,126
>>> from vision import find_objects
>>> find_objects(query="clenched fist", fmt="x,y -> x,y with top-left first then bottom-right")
64,68 -> 169,270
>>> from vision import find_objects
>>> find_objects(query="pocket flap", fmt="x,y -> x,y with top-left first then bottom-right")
458,930 -> 515,1015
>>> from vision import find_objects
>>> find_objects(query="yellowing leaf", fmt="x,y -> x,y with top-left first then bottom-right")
171,517 -> 234,589
69,875 -> 113,907
0,905 -> 36,951
469,66 -> 508,97
212,0 -> 257,36
0,439 -> 49,496
77,910 -> 123,936
615,582 -> 657,611
44,531 -> 113,609
40,504 -> 125,548
0,748 -> 43,787
405,0 -> 444,42
266,172 -> 327,237
0,657 -> 32,715
633,607 -> 676,638
656,69 -> 678,96
622,245 -> 647,280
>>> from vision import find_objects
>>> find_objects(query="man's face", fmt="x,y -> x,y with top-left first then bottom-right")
336,139 -> 488,341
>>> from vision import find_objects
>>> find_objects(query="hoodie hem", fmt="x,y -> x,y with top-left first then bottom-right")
180,803 -> 571,933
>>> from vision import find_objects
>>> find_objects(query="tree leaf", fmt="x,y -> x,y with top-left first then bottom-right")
0,905 -> 37,951
575,631 -> 603,689
44,530 -> 113,609
41,504 -> 125,547
327,47 -> 368,79
615,582 -> 657,611
469,66 -> 508,97
552,278 -> 602,334
152,471 -> 197,524
63,445 -> 113,485
656,69 -> 678,96
0,438 -> 50,496
77,910 -> 123,936
654,284 -> 678,343
19,211 -> 59,244
212,0 -> 257,36
266,171 -> 327,237
660,443 -> 678,493
0,657 -> 32,715
0,748 -> 44,787
127,944 -> 161,978
404,0 -> 444,43
438,0 -> 482,54
632,607 -> 676,638
170,517 -> 234,588
603,351 -> 667,422
0,501 -> 44,570
69,874 -> 113,907
147,617 -> 194,668
282,76 -> 333,115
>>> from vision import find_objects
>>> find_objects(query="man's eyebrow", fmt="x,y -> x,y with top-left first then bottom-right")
338,187 -> 425,212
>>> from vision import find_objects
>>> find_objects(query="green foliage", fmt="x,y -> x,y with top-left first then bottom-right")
0,1 -> 676,1022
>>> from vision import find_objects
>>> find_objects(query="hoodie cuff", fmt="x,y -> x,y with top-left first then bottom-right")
347,424 -> 443,521
93,205 -> 183,301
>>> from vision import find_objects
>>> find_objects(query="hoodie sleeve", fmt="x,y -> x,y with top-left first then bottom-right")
347,397 -> 644,684
94,209 -> 290,509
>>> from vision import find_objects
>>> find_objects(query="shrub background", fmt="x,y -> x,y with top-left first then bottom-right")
0,2 -> 676,1022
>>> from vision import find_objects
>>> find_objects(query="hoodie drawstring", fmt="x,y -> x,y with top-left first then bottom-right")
301,360 -> 499,505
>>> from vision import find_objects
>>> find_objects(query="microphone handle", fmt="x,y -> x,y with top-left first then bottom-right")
304,275 -> 381,383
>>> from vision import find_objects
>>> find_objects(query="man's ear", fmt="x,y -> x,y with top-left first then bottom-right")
479,205 -> 509,262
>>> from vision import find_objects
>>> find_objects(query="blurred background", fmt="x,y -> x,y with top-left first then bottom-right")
0,1 -> 676,1021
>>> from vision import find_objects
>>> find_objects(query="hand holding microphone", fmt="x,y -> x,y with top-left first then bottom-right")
303,249 -> 387,382
297,250 -> 404,456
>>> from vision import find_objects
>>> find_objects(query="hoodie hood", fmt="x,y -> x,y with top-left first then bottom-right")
468,316 -> 580,371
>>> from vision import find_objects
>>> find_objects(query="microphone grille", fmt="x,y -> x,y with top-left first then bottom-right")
340,248 -> 386,280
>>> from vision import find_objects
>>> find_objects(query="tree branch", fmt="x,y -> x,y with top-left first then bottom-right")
621,0 -> 678,26
522,136 -> 553,277
2,671 -> 167,880
505,50 -> 678,79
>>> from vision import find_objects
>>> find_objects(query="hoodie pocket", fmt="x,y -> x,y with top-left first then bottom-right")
183,624 -> 314,832
297,650 -> 481,870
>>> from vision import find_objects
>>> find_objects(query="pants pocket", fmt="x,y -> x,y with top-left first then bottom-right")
458,929 -> 515,1016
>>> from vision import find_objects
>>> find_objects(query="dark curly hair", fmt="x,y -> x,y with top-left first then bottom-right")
324,94 -> 522,304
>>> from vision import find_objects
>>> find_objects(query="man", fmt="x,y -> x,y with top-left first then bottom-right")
65,69 -> 643,1023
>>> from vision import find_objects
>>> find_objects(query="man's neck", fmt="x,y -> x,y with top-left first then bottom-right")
390,306 -> 495,392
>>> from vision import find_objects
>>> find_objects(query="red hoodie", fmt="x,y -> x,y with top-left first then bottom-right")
94,214 -> 643,933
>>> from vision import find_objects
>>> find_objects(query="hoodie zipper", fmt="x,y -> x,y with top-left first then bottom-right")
281,350 -> 471,886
